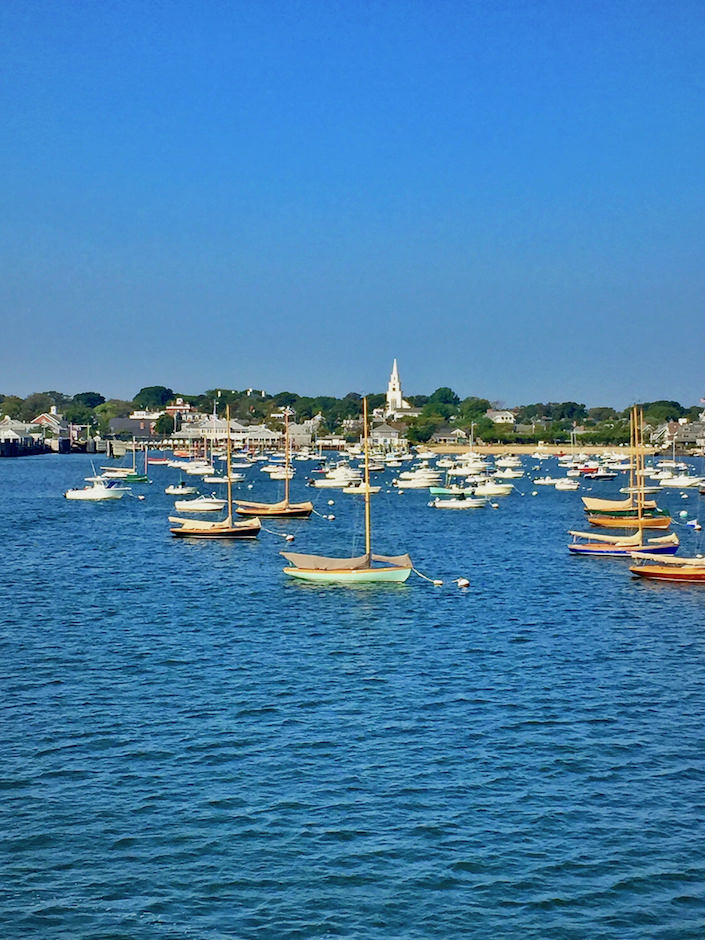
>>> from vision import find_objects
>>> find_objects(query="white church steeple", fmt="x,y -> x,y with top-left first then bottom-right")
386,358 -> 403,413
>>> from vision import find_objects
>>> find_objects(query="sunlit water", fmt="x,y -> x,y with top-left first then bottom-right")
3,454 -> 705,938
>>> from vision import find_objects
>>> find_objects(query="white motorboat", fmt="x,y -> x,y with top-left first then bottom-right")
474,480 -> 514,496
430,495 -> 487,509
659,474 -> 704,488
174,494 -> 227,512
269,467 -> 295,480
202,473 -> 246,484
65,478 -> 128,501
393,473 -> 442,490
183,461 -> 215,476
555,479 -> 580,491
165,481 -> 198,495
343,481 -> 381,495
311,466 -> 362,488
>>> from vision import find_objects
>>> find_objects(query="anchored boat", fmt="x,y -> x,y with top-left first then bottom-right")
170,405 -> 261,539
282,397 -> 412,583
235,408 -> 313,518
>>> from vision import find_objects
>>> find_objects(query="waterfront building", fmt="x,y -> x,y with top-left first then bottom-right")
429,426 -> 468,445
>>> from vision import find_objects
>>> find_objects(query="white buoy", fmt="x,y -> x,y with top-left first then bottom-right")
455,577 -> 470,589
433,579 -> 443,586
532,491 -> 538,496
285,534 -> 295,541
679,510 -> 688,517
491,502 -> 499,509
327,499 -> 334,505
328,514 -> 335,520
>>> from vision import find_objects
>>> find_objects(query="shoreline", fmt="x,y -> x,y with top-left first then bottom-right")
425,444 -> 666,456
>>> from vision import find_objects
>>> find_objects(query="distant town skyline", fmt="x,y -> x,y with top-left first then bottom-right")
2,2 -> 704,408
2,354 -> 702,415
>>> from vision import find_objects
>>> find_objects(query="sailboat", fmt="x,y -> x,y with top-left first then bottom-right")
170,405 -> 261,539
123,441 -> 151,483
281,397 -> 412,583
630,553 -> 705,582
570,406 -> 677,553
235,408 -> 313,518
583,406 -> 670,528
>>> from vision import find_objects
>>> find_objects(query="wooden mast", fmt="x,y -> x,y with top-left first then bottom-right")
284,408 -> 291,507
226,403 -> 233,524
363,396 -> 371,561
628,405 -> 635,496
636,405 -> 644,521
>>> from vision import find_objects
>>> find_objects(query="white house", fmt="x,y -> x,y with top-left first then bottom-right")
486,409 -> 515,425
370,422 -> 406,447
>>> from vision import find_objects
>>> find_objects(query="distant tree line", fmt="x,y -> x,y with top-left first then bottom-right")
0,386 -> 700,443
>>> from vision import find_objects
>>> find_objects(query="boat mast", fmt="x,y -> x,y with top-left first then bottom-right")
363,396 -> 371,560
284,407 -> 291,507
636,405 -> 644,521
628,404 -> 635,496
226,404 -> 233,524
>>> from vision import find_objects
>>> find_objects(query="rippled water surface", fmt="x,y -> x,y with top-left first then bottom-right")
3,454 -> 705,938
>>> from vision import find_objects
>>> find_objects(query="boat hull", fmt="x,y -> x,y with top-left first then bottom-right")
174,499 -> 226,512
65,490 -> 123,501
587,515 -> 671,529
283,565 -> 412,583
170,526 -> 260,539
236,502 -> 313,518
431,498 -> 486,509
569,543 -> 679,556
630,565 -> 705,582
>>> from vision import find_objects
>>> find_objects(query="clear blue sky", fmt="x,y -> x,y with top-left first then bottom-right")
2,0 -> 704,408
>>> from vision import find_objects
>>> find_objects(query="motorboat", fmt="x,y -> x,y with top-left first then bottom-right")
474,480 -> 514,497
343,481 -> 381,495
65,478 -> 129,501
173,494 -> 227,512
555,479 -> 580,491
659,474 -> 704,488
203,473 -> 246,484
429,495 -> 487,509
165,481 -> 198,495
311,466 -> 362,488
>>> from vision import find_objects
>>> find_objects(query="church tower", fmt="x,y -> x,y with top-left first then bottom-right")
386,358 -> 404,414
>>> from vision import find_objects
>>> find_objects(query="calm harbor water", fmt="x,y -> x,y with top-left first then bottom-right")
3,453 -> 705,938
